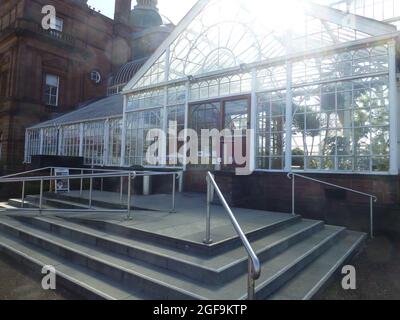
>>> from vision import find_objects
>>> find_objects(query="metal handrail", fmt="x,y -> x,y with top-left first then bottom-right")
204,172 -> 261,300
0,167 -> 182,218
0,167 -> 126,179
287,172 -> 377,238
0,171 -> 133,183
0,167 -> 53,179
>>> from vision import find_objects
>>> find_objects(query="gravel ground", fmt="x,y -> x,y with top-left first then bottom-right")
316,235 -> 400,300
0,252 -> 78,300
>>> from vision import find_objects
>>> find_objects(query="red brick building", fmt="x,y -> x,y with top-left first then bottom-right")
0,0 -> 171,175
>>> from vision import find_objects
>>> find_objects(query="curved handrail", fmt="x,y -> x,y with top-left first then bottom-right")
287,172 -> 378,202
206,172 -> 261,299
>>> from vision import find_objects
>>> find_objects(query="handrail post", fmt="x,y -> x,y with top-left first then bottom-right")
49,168 -> 53,192
21,181 -> 25,208
120,176 -> 123,203
292,174 -> 295,216
203,174 -> 213,244
247,258 -> 255,300
127,172 -> 132,220
171,173 -> 176,213
89,175 -> 93,209
39,179 -> 44,214
370,197 -> 374,239
80,170 -> 83,195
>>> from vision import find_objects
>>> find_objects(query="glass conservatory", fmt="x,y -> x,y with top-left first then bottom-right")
25,0 -> 400,175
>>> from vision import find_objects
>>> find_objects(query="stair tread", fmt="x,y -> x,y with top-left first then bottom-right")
0,231 -> 151,300
34,216 -> 323,271
22,196 -> 105,210
0,203 -> 17,210
269,230 -> 366,300
68,213 -> 301,250
0,216 -> 344,299
8,199 -> 55,210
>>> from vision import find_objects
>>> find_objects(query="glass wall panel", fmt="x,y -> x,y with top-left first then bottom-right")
125,109 -> 163,166
83,121 -> 105,165
133,53 -> 166,89
330,0 -> 400,22
189,73 -> 252,101
61,124 -> 80,157
42,127 -> 59,156
257,91 -> 286,170
256,65 -> 286,92
291,75 -> 389,172
167,84 -> 187,106
108,118 -> 122,166
25,129 -> 41,163
292,45 -> 389,86
166,105 -> 185,166
127,88 -> 164,111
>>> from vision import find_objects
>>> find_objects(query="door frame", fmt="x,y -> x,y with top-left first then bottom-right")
188,94 -> 251,132
188,94 -> 251,171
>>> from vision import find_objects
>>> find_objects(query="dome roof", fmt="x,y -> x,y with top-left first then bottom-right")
129,7 -> 163,29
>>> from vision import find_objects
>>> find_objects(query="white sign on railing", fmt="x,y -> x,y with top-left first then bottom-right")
55,168 -> 70,193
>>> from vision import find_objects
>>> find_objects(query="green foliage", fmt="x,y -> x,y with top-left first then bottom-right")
293,106 -> 321,134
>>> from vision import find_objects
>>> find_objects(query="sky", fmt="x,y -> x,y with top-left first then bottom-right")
87,0 -> 198,24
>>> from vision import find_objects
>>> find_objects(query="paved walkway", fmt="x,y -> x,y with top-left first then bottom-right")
0,252 -> 77,300
46,191 -> 295,244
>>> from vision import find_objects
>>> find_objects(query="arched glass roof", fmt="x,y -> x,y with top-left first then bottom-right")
125,0 -> 395,91
109,58 -> 148,88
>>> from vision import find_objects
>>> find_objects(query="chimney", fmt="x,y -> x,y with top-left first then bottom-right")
114,0 -> 132,25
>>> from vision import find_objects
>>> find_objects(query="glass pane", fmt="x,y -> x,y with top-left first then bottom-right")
46,74 -> 59,87
129,0 -> 374,90
224,100 -> 248,131
189,102 -> 221,167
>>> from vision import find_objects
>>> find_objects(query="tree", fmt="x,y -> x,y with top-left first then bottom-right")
293,105 -> 321,168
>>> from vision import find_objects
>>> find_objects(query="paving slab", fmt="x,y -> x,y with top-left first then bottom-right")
34,191 -> 296,245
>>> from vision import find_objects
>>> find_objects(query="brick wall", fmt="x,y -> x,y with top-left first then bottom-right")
184,170 -> 400,236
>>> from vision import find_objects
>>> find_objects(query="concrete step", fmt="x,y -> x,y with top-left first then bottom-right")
43,192 -> 141,211
268,231 -> 367,300
0,215 -> 347,299
8,199 -> 42,209
25,195 -> 89,210
0,202 -> 18,210
7,199 -> 64,211
10,215 -> 324,285
0,231 -> 152,300
67,214 -> 302,255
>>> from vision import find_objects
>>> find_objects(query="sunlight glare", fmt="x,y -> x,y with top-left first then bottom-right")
251,0 -> 306,31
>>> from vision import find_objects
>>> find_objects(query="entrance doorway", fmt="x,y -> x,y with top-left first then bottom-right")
186,96 -> 250,191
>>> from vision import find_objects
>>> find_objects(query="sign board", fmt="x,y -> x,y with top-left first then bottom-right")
55,168 -> 70,193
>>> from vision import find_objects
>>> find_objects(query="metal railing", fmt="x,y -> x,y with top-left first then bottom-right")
0,167 -> 182,219
204,172 -> 261,300
287,172 -> 378,238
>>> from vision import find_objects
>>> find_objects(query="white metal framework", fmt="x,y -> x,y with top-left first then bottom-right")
25,0 -> 400,175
